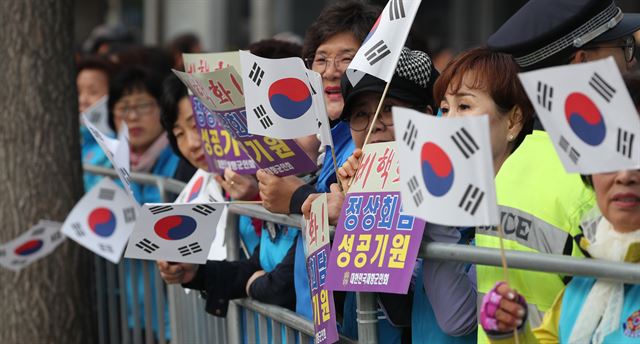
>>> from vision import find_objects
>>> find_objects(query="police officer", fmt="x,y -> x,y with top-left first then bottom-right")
476,1 -> 640,343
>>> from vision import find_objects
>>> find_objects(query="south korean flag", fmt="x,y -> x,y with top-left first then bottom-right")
307,69 -> 334,150
0,220 -> 65,272
393,108 -> 499,226
61,178 -> 138,263
82,114 -> 136,200
124,202 -> 224,264
519,57 -> 640,174
346,0 -> 422,86
81,96 -> 114,137
174,169 -> 227,261
239,50 -> 319,139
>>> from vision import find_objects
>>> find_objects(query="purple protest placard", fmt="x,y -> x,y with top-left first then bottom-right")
306,194 -> 338,344
325,142 -> 425,294
191,96 -> 258,175
174,68 -> 317,176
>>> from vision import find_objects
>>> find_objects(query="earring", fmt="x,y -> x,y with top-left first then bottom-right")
508,134 -> 514,142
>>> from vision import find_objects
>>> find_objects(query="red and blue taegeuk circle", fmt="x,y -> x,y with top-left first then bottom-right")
421,142 -> 455,197
564,92 -> 607,146
88,207 -> 117,238
14,239 -> 44,256
154,215 -> 197,240
268,78 -> 312,120
187,176 -> 204,202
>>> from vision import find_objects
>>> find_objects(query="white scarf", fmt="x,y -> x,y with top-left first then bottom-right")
569,214 -> 640,344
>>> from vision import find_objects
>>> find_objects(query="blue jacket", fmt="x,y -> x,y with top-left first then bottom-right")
81,125 -> 112,191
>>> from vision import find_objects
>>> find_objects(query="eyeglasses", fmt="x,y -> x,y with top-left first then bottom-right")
114,100 -> 158,119
304,54 -> 354,74
348,104 -> 395,132
584,35 -> 636,62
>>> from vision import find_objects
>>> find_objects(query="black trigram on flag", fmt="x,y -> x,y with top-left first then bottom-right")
408,175 -> 424,207
149,205 -> 173,215
11,259 -> 27,267
50,232 -> 63,243
31,226 -> 46,236
559,135 -> 581,163
249,62 -> 265,86
118,167 -> 132,187
193,204 -> 217,216
87,110 -> 100,123
589,72 -> 616,102
89,127 -> 104,142
253,105 -> 273,129
389,0 -> 406,20
569,148 -> 581,164
98,188 -> 116,201
123,207 -> 136,223
451,127 -> 480,158
136,238 -> 159,254
617,128 -> 635,158
71,222 -> 85,237
402,120 -> 418,150
99,244 -> 113,253
178,242 -> 203,257
537,81 -> 553,111
458,184 -> 485,216
365,40 -> 391,66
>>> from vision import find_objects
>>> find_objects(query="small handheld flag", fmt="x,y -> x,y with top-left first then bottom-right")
239,51 -> 320,139
393,107 -> 499,226
61,178 -> 138,263
518,57 -> 640,173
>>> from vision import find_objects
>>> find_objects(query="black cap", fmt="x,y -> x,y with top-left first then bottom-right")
340,48 -> 438,121
488,0 -> 640,70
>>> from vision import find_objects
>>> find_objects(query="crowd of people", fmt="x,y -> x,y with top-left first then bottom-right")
75,0 -> 640,343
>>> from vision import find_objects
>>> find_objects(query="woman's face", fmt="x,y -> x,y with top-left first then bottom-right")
113,90 -> 164,153
311,32 -> 361,121
440,71 -> 522,174
348,93 -> 418,148
592,170 -> 640,233
77,69 -> 109,113
173,97 -> 208,170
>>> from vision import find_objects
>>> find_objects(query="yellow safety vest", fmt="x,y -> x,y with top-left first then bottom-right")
476,130 -> 595,344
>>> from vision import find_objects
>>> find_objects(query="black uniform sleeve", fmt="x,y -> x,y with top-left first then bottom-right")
246,239 -> 297,311
289,184 -> 317,214
182,247 -> 262,316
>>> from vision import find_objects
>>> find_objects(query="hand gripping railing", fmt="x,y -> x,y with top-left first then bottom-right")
84,165 -> 640,344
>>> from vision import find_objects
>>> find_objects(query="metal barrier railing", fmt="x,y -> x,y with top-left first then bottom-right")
84,164 -> 640,344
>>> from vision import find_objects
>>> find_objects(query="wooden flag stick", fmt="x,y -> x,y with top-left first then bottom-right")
330,146 -> 345,194
496,224 -> 519,344
347,80 -> 392,188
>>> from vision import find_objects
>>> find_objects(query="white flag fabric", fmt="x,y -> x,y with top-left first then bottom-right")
0,220 -> 65,272
346,0 -> 422,86
124,202 -> 224,264
174,169 -> 227,261
61,178 -> 138,263
239,50 -> 319,139
81,96 -> 114,137
518,57 -> 640,173
82,114 -> 135,200
307,69 -> 334,150
393,108 -> 499,226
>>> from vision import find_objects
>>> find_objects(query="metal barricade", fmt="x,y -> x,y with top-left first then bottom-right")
85,165 -> 640,344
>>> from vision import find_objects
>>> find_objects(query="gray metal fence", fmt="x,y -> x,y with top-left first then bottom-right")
84,164 -> 640,344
